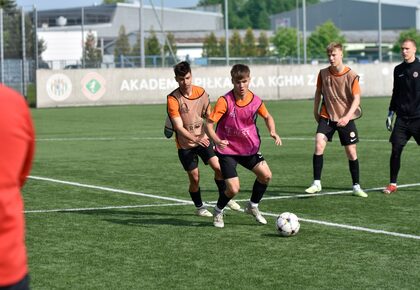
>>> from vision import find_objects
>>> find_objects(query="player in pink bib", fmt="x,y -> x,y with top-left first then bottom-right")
206,64 -> 282,228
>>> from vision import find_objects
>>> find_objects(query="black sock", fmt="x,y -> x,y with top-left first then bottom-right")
390,144 -> 403,184
250,179 -> 267,204
216,191 -> 231,210
215,179 -> 226,195
189,188 -> 203,208
348,159 -> 359,185
313,154 -> 323,180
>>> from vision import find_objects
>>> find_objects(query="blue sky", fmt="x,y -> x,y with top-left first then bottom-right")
16,0 -> 200,10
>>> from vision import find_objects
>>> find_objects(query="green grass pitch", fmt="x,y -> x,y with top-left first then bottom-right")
24,97 -> 420,289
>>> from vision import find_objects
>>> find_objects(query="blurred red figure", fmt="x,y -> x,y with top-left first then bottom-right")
0,85 -> 35,289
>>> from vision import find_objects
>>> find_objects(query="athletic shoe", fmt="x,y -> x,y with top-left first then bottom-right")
244,202 -> 267,225
383,184 -> 397,195
352,184 -> 368,198
227,199 -> 241,211
196,207 -> 213,217
305,183 -> 322,194
213,210 -> 224,228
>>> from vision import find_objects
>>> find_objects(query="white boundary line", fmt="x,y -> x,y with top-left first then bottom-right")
35,136 -> 417,144
27,175 -> 420,241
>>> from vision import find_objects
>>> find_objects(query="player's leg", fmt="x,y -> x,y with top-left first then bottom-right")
384,117 -> 411,194
212,154 -> 239,228
305,133 -> 328,193
178,148 -> 212,217
306,118 -> 332,194
207,155 -> 241,211
242,153 -> 270,225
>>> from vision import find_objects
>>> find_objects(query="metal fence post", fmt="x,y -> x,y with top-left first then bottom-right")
0,9 -> 4,84
21,7 -> 27,97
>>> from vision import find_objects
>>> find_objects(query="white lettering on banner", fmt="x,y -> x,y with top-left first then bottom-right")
307,74 -> 317,86
358,73 -> 364,84
120,78 -> 177,91
267,75 -> 305,87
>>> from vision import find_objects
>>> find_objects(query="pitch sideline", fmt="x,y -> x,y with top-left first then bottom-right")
26,175 -> 420,241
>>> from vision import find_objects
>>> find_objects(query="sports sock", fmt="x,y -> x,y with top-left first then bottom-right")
313,154 -> 323,180
189,188 -> 203,208
214,179 -> 226,195
390,144 -> 403,184
216,191 -> 231,210
349,159 -> 359,185
250,179 -> 267,204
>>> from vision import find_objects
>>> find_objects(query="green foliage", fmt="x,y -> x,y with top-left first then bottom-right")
307,20 -> 346,59
392,28 -> 420,53
218,36 -> 226,57
84,31 -> 102,68
145,29 -> 161,55
101,0 -> 127,4
229,30 -> 242,57
257,31 -> 270,57
272,27 -> 300,58
202,32 -> 220,57
114,25 -> 130,61
242,28 -> 257,56
198,0 -> 319,29
0,0 -> 17,12
164,32 -> 177,57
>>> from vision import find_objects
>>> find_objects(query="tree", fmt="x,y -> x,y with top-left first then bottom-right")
198,0 -> 320,29
257,31 -> 270,57
229,30 -> 242,57
145,29 -> 161,55
0,0 -> 17,12
164,32 -> 177,57
272,27 -> 299,58
114,25 -> 130,62
102,0 -> 127,4
307,20 -> 346,59
84,31 -> 102,68
392,29 -> 420,53
202,32 -> 219,57
218,36 -> 226,57
242,27 -> 257,57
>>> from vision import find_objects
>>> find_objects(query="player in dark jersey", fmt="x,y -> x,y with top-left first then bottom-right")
383,38 -> 420,194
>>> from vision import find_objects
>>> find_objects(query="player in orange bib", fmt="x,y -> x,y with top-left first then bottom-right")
0,84 -> 35,289
305,42 -> 368,197
166,61 -> 240,217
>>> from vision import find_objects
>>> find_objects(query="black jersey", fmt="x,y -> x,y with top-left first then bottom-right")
390,57 -> 420,119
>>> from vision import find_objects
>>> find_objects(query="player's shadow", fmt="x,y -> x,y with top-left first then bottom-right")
75,209 -> 213,228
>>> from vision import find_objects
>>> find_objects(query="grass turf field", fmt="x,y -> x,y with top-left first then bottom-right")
25,97 -> 420,289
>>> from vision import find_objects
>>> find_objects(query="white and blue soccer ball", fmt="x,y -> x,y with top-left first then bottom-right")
276,212 -> 300,237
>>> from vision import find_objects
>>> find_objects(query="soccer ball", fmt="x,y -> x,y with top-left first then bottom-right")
276,212 -> 300,237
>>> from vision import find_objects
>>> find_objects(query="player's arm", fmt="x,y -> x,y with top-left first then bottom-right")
313,74 -> 322,123
259,104 -> 282,146
337,77 -> 361,127
204,97 -> 229,149
168,96 -> 209,146
386,69 -> 398,131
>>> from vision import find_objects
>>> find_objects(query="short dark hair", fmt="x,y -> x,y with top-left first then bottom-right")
230,64 -> 250,80
326,42 -> 343,53
173,61 -> 191,77
402,38 -> 417,48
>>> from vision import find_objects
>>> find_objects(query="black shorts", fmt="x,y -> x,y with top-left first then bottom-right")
178,142 -> 216,171
216,152 -> 265,179
316,118 -> 359,146
390,117 -> 420,146
0,274 -> 30,290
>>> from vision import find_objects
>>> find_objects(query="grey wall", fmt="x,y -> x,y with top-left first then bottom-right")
36,63 -> 396,108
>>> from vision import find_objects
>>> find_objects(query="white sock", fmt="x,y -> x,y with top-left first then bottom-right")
249,201 -> 258,208
313,180 -> 321,186
214,206 -> 224,213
